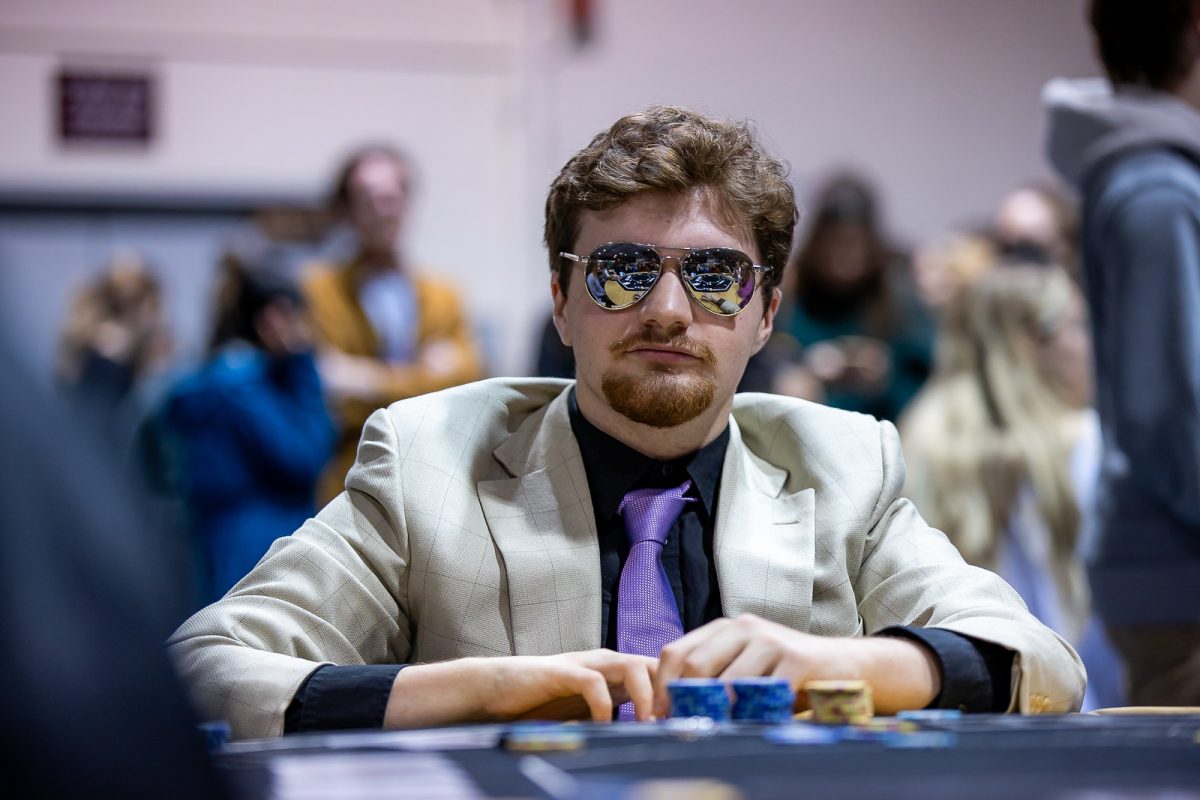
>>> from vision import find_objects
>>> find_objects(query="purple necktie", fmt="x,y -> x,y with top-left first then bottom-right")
615,479 -> 692,720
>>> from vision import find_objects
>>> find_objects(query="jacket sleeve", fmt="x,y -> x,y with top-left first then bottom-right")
167,408 -> 411,739
853,421 -> 1086,713
1102,184 -> 1200,526
228,353 -> 336,489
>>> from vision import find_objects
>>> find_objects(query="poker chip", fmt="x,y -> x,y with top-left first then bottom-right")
897,709 -> 963,723
197,720 -> 231,752
667,678 -> 732,721
835,718 -> 920,741
883,731 -> 959,748
663,715 -> 720,740
803,680 -> 874,725
731,677 -> 796,723
764,724 -> 841,745
502,722 -> 586,752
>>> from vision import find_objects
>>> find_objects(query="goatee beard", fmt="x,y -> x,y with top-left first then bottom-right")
601,330 -> 717,428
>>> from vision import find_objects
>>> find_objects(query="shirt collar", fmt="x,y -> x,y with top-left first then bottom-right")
567,388 -> 728,523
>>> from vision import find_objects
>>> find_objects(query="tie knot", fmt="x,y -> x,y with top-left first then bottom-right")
618,479 -> 693,546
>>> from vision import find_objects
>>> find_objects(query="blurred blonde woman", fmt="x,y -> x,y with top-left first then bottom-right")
901,264 -> 1123,710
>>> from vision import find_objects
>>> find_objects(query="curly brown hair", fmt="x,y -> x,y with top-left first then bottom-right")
544,105 -> 797,302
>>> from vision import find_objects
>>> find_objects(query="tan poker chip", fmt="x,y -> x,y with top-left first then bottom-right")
804,679 -> 874,724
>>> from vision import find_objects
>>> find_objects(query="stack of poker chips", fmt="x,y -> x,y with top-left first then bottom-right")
666,678 -> 732,721
803,679 -> 874,724
667,677 -> 798,723
731,677 -> 796,723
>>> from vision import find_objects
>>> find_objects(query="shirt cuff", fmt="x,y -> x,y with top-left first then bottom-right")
874,626 -> 1013,712
284,664 -> 405,733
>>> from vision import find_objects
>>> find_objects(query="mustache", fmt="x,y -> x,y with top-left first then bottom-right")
610,329 -> 717,365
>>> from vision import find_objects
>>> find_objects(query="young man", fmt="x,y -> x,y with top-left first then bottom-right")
1045,0 -> 1200,704
172,107 -> 1084,739
302,146 -> 484,503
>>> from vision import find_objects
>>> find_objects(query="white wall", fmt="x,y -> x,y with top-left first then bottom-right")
0,0 -> 1100,378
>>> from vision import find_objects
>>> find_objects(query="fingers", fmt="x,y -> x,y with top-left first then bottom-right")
653,615 -> 799,717
569,666 -> 614,723
553,650 -> 658,723
720,638 -> 783,681
579,650 -> 658,722
620,656 -> 656,721
653,619 -> 738,716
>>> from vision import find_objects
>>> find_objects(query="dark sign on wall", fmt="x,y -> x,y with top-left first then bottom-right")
58,70 -> 154,145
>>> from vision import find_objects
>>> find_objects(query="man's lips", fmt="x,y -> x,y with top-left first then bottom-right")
625,346 -> 703,362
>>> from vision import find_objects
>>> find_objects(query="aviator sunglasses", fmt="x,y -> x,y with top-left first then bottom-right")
560,242 -> 771,317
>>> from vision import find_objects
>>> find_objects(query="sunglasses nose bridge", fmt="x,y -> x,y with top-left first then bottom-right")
636,259 -> 695,322
653,251 -> 687,277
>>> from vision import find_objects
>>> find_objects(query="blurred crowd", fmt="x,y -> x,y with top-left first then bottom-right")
50,0 -> 1200,711
51,147 -> 1126,707
6,4 -> 1199,797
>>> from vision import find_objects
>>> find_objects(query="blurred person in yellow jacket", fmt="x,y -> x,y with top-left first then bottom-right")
304,145 -> 484,502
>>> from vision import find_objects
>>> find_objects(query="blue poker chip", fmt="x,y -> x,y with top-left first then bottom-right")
667,678 -> 731,721
731,677 -> 795,723
764,724 -> 840,745
884,731 -> 959,748
197,720 -> 230,752
897,709 -> 963,722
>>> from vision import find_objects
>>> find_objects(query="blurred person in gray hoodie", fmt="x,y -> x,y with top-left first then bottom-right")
1044,0 -> 1200,706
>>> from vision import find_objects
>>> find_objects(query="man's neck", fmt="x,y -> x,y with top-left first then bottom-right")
573,386 -> 733,460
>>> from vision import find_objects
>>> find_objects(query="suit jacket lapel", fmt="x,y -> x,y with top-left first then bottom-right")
714,417 -> 816,632
478,388 -> 603,655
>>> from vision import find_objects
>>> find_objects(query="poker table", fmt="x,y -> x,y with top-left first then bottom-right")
217,713 -> 1200,799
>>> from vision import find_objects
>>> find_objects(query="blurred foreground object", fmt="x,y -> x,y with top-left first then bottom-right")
0,337 -> 227,799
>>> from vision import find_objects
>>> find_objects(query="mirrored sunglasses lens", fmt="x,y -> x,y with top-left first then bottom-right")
585,243 -> 660,309
683,249 -> 757,315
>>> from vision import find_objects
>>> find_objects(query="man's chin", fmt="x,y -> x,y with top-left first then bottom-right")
601,370 -> 716,428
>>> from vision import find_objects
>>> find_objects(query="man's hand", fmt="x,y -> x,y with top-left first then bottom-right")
651,614 -> 942,717
383,650 -> 658,729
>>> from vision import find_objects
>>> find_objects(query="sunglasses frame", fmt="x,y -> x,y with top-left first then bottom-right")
559,242 -> 771,317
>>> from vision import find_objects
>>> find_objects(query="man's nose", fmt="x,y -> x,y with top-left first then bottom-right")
636,260 -> 693,329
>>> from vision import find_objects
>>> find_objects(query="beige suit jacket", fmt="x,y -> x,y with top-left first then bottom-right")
169,378 -> 1085,739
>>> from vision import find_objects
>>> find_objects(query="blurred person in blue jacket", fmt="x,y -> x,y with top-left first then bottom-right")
1044,0 -> 1200,705
161,230 -> 335,603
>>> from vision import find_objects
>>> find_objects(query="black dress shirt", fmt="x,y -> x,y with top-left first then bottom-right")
284,390 -> 1012,732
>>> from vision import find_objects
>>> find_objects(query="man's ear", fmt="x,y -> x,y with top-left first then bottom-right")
751,287 -> 782,355
551,274 -> 572,347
